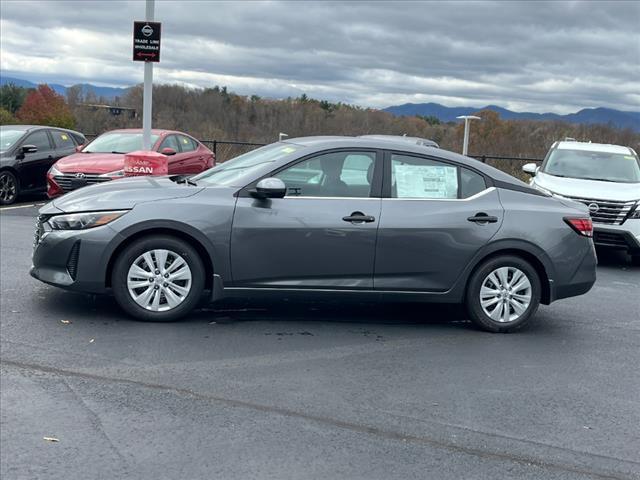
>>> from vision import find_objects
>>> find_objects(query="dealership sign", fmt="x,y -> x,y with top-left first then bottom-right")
133,21 -> 161,62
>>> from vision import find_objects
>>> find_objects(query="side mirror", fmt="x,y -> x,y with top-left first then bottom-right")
161,147 -> 177,156
251,178 -> 286,199
21,144 -> 38,154
522,163 -> 538,176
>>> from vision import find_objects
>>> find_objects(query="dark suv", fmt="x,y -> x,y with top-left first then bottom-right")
0,125 -> 86,205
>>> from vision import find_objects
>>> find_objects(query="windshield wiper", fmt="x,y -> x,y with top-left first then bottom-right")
170,174 -> 198,186
111,151 -> 127,154
578,177 -> 618,183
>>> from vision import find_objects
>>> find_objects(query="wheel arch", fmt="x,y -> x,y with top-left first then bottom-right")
465,245 -> 552,305
105,225 -> 215,290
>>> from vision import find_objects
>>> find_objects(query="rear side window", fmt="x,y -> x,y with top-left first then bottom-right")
23,130 -> 51,151
178,135 -> 197,152
159,135 -> 180,152
460,168 -> 487,198
391,154 -> 458,199
51,130 -> 75,149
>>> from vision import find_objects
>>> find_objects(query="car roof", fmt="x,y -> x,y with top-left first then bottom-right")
283,136 -> 530,188
105,128 -> 190,136
359,134 -> 439,148
556,141 -> 632,155
0,124 -> 84,135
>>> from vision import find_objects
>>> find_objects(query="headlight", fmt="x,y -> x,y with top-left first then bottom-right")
47,210 -> 128,230
630,202 -> 640,219
48,165 -> 62,177
100,169 -> 125,177
532,183 -> 565,199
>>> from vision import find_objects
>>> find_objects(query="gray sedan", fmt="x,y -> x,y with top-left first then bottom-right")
31,136 -> 597,332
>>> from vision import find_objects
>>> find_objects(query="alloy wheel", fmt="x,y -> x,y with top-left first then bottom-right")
479,266 -> 532,323
127,249 -> 192,311
0,172 -> 17,204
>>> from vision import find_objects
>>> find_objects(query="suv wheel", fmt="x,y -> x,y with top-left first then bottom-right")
465,255 -> 541,333
112,235 -> 205,321
0,170 -> 19,205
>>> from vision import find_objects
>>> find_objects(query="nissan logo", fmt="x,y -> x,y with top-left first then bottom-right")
142,24 -> 153,37
75,173 -> 86,179
588,203 -> 599,214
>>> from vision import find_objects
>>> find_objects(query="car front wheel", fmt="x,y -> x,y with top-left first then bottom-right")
0,170 -> 19,205
465,255 -> 541,333
112,235 -> 205,321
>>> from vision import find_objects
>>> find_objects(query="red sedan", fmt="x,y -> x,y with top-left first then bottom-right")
47,129 -> 214,197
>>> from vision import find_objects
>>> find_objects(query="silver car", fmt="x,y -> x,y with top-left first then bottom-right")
523,140 -> 640,264
31,136 -> 597,332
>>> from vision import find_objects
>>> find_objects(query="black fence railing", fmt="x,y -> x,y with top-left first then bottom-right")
200,140 -> 266,162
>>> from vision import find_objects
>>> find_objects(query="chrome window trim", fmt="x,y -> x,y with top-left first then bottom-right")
282,196 -> 381,200
383,187 -> 496,202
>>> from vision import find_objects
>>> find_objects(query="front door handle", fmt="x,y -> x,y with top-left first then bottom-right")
468,213 -> 498,224
342,211 -> 375,223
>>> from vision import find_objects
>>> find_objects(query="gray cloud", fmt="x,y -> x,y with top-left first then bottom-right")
1,0 -> 638,113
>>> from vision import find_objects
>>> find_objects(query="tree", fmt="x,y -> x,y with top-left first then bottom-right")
16,84 -> 75,128
0,107 -> 17,124
0,83 -> 30,114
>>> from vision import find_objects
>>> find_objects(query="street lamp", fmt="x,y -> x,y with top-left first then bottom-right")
456,115 -> 481,156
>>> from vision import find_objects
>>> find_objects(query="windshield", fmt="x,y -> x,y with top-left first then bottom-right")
0,129 -> 26,152
543,148 -> 640,183
83,132 -> 160,154
192,143 -> 302,186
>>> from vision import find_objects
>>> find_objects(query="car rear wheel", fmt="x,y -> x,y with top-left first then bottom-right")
112,235 -> 205,321
465,255 -> 541,333
0,170 -> 19,205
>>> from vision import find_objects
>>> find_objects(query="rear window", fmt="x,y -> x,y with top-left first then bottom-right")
52,130 -> 76,149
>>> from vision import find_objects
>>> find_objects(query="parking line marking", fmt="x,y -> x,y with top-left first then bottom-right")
0,203 -> 45,211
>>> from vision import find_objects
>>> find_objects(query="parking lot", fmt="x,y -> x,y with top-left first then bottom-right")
1,200 -> 639,480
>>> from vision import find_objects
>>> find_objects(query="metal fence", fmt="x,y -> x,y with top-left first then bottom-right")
200,140 -> 265,163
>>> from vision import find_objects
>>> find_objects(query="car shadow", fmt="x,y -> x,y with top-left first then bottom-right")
595,247 -> 638,269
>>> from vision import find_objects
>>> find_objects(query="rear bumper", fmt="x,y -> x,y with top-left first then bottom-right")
593,222 -> 640,254
550,241 -> 597,302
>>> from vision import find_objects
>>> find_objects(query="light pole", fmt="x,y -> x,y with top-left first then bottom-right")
456,115 -> 481,156
142,0 -> 154,150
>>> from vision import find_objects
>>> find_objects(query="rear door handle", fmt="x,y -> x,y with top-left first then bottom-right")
468,213 -> 498,224
342,211 -> 375,223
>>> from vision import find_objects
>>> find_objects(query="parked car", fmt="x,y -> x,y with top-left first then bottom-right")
31,136 -> 596,332
0,125 -> 86,205
523,140 -> 640,264
47,128 -> 214,198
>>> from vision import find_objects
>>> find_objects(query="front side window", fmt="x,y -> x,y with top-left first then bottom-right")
159,135 -> 180,152
275,151 -> 376,198
83,132 -> 160,154
543,148 -> 640,183
23,130 -> 51,151
391,154 -> 458,199
51,130 -> 75,149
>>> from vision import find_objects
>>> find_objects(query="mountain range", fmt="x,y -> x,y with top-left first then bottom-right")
2,75 -> 638,131
0,76 -> 131,100
384,102 -> 640,132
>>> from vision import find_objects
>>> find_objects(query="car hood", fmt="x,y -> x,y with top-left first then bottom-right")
534,172 -> 640,202
45,176 -> 205,213
55,152 -> 126,174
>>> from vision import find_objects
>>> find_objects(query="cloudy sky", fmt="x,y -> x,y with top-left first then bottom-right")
1,0 -> 638,113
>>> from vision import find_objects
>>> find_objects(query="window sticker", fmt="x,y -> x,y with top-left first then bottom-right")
60,134 -> 69,140
182,137 -> 189,144
394,164 -> 458,198
624,155 -> 636,160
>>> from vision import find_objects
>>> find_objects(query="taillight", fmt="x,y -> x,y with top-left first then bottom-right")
564,217 -> 593,237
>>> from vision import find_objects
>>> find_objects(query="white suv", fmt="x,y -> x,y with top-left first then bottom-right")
523,140 -> 640,264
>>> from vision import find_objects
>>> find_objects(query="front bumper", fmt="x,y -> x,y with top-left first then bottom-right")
30,223 -> 119,294
593,221 -> 640,254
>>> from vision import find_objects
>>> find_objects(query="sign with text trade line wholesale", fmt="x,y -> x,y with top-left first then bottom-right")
133,21 -> 161,62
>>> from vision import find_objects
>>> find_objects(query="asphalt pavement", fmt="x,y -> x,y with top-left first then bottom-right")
1,201 -> 639,480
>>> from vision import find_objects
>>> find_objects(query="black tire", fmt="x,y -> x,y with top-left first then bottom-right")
112,235 -> 205,321
0,170 -> 19,205
465,255 -> 541,333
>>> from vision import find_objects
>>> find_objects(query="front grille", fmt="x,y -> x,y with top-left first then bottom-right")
565,196 -> 635,225
66,241 -> 81,280
594,231 -> 631,249
54,174 -> 112,193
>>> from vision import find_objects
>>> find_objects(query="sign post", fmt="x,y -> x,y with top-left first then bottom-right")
456,115 -> 481,156
133,0 -> 160,151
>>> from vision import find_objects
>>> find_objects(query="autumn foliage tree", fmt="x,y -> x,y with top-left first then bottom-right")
16,84 -> 75,129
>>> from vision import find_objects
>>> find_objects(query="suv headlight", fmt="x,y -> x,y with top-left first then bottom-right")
630,202 -> 640,219
100,169 -> 125,177
48,165 -> 62,177
532,182 -> 566,199
47,210 -> 128,230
